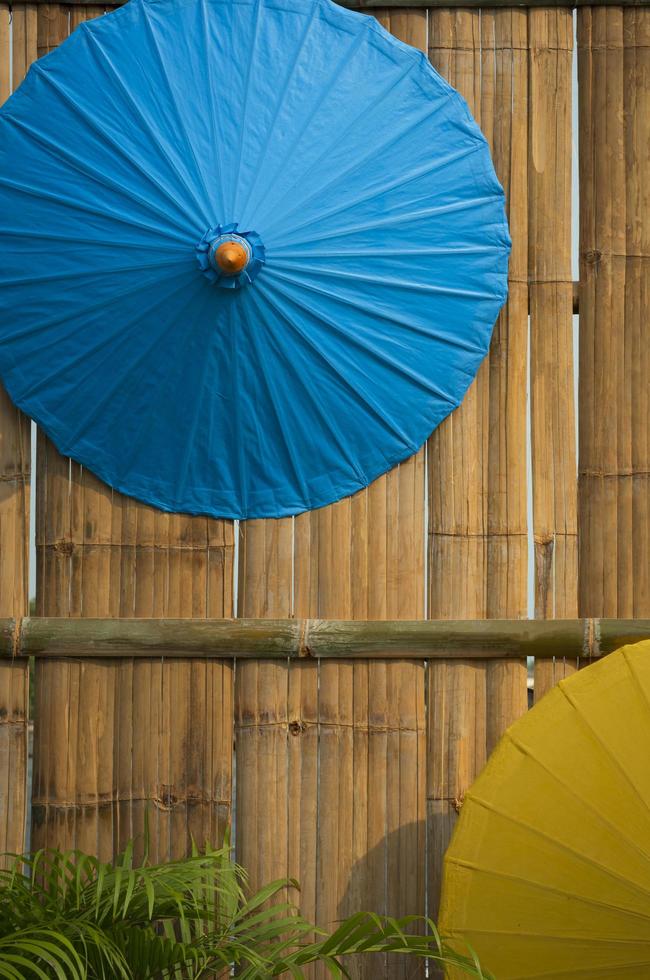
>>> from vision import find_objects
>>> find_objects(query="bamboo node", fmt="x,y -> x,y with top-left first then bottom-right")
53,538 -> 74,557
11,619 -> 20,661
582,619 -> 601,659
288,720 -> 307,736
299,619 -> 313,657
155,785 -> 178,810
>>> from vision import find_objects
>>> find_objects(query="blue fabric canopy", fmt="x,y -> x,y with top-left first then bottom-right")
0,0 -> 510,519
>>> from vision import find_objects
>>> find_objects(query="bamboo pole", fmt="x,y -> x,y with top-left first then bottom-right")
19,0 -> 650,9
12,5 -> 39,86
0,4 -> 31,863
237,519 -> 293,618
36,2 -> 68,57
578,7 -> 624,617
578,7 -> 650,618
12,616 -> 646,660
482,8 -> 529,745
528,9 -> 578,701
427,7 -> 529,917
427,11 -> 487,921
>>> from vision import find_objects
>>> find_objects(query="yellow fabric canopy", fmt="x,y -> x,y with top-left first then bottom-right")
439,639 -> 650,979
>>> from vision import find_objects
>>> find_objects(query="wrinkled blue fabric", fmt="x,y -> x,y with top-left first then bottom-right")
0,0 -> 510,519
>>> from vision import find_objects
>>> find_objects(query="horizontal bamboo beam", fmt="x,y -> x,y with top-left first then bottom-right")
9,1 -> 650,9
1,617 -> 650,660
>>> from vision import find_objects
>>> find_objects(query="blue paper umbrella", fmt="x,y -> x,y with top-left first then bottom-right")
0,0 -> 510,519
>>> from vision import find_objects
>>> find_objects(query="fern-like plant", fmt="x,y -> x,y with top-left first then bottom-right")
0,839 -> 490,979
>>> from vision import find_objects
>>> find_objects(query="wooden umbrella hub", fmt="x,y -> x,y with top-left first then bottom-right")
215,239 -> 250,275
197,225 -> 265,288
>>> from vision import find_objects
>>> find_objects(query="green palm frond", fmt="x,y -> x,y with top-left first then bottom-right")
0,837 -> 491,980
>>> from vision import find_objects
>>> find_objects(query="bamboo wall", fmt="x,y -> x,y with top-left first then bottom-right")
578,6 -> 650,618
0,1 -> 648,974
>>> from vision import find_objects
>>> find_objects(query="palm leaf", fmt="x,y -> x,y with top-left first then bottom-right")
0,839 -> 491,980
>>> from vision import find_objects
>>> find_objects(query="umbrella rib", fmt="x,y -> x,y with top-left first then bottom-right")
513,960 -> 650,979
2,256 -> 189,289
0,175 -> 191,245
505,730 -> 650,860
0,227 -> 189,252
81,22 -> 214,225
199,0 -> 225,218
263,117 -> 471,240
262,267 -> 463,403
231,0 -> 264,219
139,2 -> 216,221
446,857 -> 650,923
268,259 -> 498,302
227,299 -> 248,515
252,55 -> 418,227
454,928 -> 650,943
467,755 -> 650,892
557,683 -> 650,817
248,19 -> 371,227
274,195 -> 505,250
238,292 -> 313,506
9,274 -> 199,403
622,649 -> 650,724
125,290 -> 219,506
252,282 -> 381,482
235,0 -> 320,222
24,64 -> 203,236
263,266 -> 485,355
61,279 -> 209,456
256,277 -> 419,446
270,245 -> 497,260
0,268 -> 193,348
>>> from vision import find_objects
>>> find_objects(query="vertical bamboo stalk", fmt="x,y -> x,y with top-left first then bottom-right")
482,8 -> 529,748
528,8 -> 576,620
427,8 -> 529,917
428,11 -> 486,623
235,660 -> 290,892
624,10 -> 650,617
0,4 -> 31,862
12,5 -> 39,86
36,3 -> 68,58
528,9 -> 578,701
0,5 -> 7,106
238,519 -> 293,618
70,5 -> 104,33
578,7 -> 650,618
427,12 -> 486,920
578,7 -> 623,618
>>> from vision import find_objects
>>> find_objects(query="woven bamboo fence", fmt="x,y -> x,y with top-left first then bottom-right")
0,1 -> 648,975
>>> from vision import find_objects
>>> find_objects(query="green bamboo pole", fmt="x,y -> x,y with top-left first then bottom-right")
4,617 -> 650,660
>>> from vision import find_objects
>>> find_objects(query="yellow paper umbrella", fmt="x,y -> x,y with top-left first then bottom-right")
439,639 -> 650,980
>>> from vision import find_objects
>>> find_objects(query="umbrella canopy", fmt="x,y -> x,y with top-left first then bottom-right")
439,640 -> 650,980
0,0 -> 510,519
